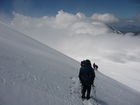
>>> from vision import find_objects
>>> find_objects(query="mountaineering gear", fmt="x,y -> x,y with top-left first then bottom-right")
79,60 -> 95,100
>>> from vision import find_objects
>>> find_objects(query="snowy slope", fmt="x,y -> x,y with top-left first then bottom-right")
0,22 -> 140,105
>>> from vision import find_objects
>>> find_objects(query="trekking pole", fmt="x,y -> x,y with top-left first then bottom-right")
93,85 -> 97,98
92,84 -> 99,105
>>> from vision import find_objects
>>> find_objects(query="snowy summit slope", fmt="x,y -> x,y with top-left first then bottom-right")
0,22 -> 140,105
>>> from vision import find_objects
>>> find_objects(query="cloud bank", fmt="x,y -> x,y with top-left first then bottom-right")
10,10 -> 140,63
9,10 -> 140,91
91,13 -> 119,23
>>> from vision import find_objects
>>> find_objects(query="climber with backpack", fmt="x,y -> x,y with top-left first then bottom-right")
79,59 -> 95,100
93,63 -> 98,71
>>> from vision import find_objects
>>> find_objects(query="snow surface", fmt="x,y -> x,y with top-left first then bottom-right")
0,22 -> 140,105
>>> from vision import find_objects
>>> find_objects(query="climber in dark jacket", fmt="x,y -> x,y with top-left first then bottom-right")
79,60 -> 95,100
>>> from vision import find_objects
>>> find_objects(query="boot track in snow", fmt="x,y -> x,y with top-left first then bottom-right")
70,77 -> 100,105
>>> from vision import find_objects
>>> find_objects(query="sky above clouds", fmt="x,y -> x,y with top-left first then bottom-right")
0,0 -> 140,32
0,0 -> 139,17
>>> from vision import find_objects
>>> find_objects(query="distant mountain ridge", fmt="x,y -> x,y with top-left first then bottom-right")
108,24 -> 140,35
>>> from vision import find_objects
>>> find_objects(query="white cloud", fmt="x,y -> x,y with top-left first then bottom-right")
9,10 -> 140,91
10,11 -> 140,64
0,12 -> 11,23
91,13 -> 119,23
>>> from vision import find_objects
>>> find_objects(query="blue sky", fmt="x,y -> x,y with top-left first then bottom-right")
0,0 -> 140,32
0,0 -> 139,17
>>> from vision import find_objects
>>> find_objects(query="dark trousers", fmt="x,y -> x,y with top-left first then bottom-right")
81,85 -> 91,98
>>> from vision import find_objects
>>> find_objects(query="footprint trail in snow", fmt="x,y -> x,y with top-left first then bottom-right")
70,77 -> 100,105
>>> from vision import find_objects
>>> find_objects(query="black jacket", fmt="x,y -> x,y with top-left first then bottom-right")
79,66 -> 95,86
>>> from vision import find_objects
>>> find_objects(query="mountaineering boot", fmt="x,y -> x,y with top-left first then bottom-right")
81,95 -> 86,100
86,96 -> 90,100
81,95 -> 85,98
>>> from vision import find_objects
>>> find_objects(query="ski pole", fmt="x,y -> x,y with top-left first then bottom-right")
92,85 -> 99,105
